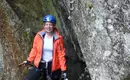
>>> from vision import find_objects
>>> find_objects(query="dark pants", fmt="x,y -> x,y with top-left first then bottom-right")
24,61 -> 61,80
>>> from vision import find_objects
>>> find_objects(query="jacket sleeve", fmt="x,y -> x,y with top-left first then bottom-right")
57,37 -> 67,71
27,34 -> 38,62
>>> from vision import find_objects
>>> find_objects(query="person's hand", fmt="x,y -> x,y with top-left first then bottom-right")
18,60 -> 30,67
22,60 -> 30,66
61,71 -> 68,80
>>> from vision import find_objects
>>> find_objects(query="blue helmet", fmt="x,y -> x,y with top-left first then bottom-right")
42,15 -> 56,24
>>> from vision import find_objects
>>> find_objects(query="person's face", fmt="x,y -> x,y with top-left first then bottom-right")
44,22 -> 55,33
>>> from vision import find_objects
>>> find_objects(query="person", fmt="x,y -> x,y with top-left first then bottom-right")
23,14 -> 68,80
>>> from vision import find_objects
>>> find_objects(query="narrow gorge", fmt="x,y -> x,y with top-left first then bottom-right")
0,0 -> 130,80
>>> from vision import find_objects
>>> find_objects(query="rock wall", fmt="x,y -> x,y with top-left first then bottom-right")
0,0 -> 28,79
0,40 -> 3,80
0,5 -> 4,80
1,0 -> 130,80
54,0 -> 130,80
0,0 -> 86,80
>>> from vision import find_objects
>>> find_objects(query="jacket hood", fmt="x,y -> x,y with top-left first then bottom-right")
38,27 -> 61,40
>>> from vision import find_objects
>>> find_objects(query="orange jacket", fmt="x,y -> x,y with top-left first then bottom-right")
27,28 -> 67,72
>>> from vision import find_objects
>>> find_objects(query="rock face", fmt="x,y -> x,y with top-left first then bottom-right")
0,6 -> 4,80
0,41 -> 3,79
0,0 -> 87,80
1,0 -> 130,80
54,0 -> 130,80
0,0 -> 29,79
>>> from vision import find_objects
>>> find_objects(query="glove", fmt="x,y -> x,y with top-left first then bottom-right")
23,60 -> 30,65
61,71 -> 68,80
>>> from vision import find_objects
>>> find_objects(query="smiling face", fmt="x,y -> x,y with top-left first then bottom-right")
44,22 -> 55,33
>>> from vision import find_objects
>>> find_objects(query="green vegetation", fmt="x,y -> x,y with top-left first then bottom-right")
124,74 -> 130,80
6,0 -> 61,28
23,31 -> 28,38
88,3 -> 93,9
85,1 -> 93,10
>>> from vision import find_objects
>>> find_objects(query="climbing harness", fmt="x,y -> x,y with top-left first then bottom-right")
18,61 -> 52,80
18,61 -> 67,80
45,62 -> 52,80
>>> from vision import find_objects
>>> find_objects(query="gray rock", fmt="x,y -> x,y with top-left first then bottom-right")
1,0 -> 130,80
54,0 -> 130,80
